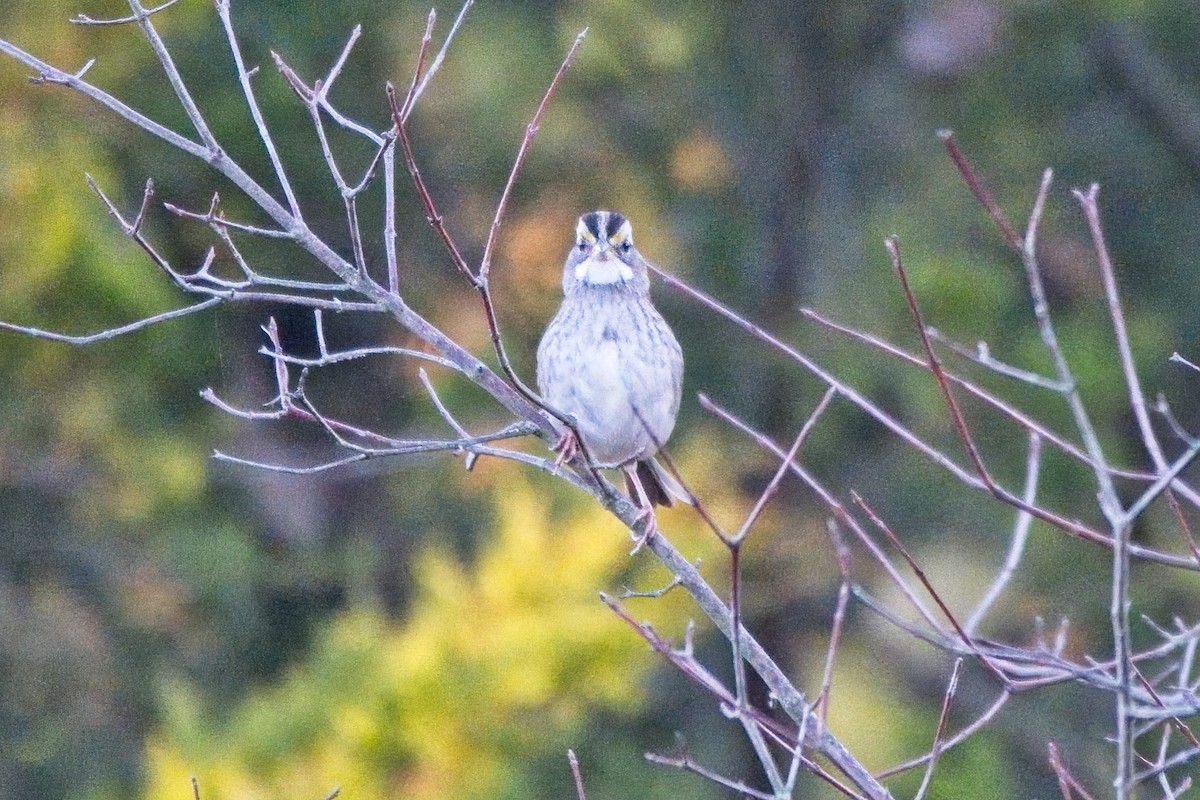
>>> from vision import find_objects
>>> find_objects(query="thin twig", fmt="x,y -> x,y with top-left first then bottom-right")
1049,741 -> 1098,800
1121,440 -> 1200,525
389,14 -> 476,284
1165,491 -> 1200,566
0,299 -> 222,344
816,519 -> 853,732
966,431 -> 1042,634
1171,352 -> 1200,373
163,200 -> 295,238
419,368 -> 480,469
215,0 -> 303,219
912,658 -> 962,800
886,235 -> 994,489
939,129 -> 1020,251
127,0 -> 220,150
478,28 -> 587,281
876,689 -> 1011,779
735,386 -> 836,542
925,326 -> 1068,391
472,30 -> 589,396
644,747 -> 777,800
851,491 -> 1010,686
413,1 -> 474,106
211,427 -> 537,474
567,750 -> 587,800
1074,184 -> 1166,474
72,0 -> 184,25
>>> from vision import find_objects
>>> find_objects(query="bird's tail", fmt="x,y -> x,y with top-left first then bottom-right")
627,458 -> 695,508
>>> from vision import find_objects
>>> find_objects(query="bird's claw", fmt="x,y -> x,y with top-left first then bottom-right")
551,428 -> 579,472
629,505 -> 658,555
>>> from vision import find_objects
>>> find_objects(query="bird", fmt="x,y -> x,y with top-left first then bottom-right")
536,210 -> 690,535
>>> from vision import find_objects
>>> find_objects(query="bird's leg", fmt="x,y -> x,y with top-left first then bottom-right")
623,463 -> 659,554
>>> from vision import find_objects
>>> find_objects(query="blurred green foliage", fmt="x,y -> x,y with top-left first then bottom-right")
144,480 -> 658,799
2,0 -> 1199,798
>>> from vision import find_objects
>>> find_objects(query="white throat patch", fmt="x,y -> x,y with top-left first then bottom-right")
575,257 -> 634,286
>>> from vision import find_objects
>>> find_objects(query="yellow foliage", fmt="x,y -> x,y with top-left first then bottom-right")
671,130 -> 734,191
815,641 -> 917,772
143,479 -> 656,800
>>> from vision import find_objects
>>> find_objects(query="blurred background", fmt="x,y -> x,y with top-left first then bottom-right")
2,0 -> 1200,798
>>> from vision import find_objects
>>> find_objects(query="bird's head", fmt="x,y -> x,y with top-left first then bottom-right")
563,210 -> 648,292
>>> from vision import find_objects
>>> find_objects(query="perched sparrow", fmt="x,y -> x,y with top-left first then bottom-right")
536,210 -> 690,524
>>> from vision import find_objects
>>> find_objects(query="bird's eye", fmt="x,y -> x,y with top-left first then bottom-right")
576,241 -> 587,252
620,240 -> 632,253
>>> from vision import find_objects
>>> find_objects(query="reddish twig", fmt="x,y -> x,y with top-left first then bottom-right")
850,491 -> 1010,686
938,129 -> 1021,252
885,235 -> 993,488
478,30 -> 586,280
735,386 -> 836,543
800,307 -> 1151,483
389,18 -> 476,286
1048,742 -> 1098,800
876,689 -> 1011,779
1131,663 -> 1200,750
912,658 -> 962,800
472,30 -> 587,388
1166,491 -> 1200,567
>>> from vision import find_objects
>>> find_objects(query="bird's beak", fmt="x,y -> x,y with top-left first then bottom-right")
574,240 -> 633,285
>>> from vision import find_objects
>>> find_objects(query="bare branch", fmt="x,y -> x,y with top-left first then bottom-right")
478,28 -> 587,281
735,386 -> 836,542
71,0 -> 183,26
1073,184 -> 1166,474
925,326 -> 1069,391
966,431 -> 1043,634
912,659 -> 962,800
214,0 -> 303,219
567,750 -> 587,800
163,200 -> 295,238
413,1 -> 474,105
851,491 -> 1010,686
0,299 -> 222,345
939,129 -> 1021,251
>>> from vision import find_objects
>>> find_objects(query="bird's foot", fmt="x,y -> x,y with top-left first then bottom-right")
551,428 -> 579,472
629,506 -> 659,555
